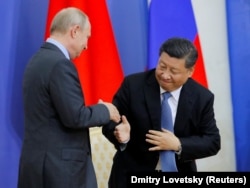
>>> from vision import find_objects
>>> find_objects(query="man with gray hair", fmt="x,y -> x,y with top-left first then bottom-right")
18,7 -> 121,188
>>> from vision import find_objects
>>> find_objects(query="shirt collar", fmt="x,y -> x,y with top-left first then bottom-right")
46,38 -> 70,60
160,86 -> 182,102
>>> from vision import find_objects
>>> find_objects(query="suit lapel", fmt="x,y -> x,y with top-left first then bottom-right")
144,70 -> 162,131
174,79 -> 195,133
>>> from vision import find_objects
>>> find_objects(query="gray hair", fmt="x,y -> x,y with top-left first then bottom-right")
50,7 -> 89,34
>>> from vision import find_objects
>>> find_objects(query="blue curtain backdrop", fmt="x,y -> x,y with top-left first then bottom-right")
0,0 -> 49,187
1,0 -> 250,187
226,0 -> 250,172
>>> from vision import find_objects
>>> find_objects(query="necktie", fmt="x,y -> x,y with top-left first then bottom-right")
160,92 -> 178,172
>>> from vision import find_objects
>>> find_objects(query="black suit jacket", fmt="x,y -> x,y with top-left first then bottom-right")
18,42 -> 110,188
102,69 -> 220,188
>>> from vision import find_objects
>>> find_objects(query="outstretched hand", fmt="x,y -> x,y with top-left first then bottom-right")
98,99 -> 121,123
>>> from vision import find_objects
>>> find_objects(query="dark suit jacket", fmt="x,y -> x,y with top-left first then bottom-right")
18,42 -> 110,188
102,69 -> 221,188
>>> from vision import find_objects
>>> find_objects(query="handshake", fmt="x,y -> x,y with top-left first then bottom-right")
98,99 -> 130,143
98,99 -> 121,123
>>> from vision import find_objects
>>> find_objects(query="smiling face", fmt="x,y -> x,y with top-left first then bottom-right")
155,52 -> 194,92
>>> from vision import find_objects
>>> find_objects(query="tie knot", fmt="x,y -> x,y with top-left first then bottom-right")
163,92 -> 171,100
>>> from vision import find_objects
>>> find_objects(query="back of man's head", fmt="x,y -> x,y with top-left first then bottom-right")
50,7 -> 89,35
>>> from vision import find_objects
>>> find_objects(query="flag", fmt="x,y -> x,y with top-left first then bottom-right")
226,0 -> 250,171
106,0 -> 148,75
190,0 -> 236,171
45,0 -> 124,105
148,0 -> 207,88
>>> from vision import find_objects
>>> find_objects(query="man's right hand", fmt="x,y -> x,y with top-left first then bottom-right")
114,115 -> 130,143
98,99 -> 121,123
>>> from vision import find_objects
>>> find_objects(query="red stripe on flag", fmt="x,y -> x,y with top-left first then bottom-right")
192,35 -> 208,88
45,0 -> 124,105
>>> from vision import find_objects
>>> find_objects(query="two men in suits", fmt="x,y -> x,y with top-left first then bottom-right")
102,37 -> 221,188
18,7 -> 120,188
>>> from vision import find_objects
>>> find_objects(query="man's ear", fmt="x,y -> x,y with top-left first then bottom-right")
70,25 -> 80,38
188,66 -> 195,77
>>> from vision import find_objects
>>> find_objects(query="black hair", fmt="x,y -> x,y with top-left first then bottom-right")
159,37 -> 198,68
